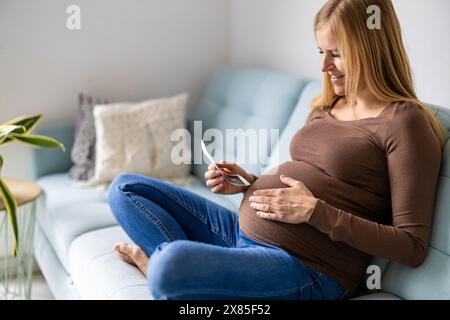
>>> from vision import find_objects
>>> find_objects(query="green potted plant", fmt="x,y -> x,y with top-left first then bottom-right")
0,114 -> 64,256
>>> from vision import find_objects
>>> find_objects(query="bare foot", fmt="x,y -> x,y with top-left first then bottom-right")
113,242 -> 150,277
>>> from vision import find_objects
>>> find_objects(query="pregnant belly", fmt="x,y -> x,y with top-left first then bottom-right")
238,160 -> 369,266
241,161 -> 330,204
239,160 -> 389,226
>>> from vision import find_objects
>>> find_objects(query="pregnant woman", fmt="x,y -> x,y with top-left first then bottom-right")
108,0 -> 446,300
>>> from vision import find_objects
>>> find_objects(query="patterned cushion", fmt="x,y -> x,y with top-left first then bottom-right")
92,93 -> 193,184
69,94 -> 109,180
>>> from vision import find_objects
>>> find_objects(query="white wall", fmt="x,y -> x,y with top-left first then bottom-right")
230,0 -> 327,81
230,0 -> 450,108
2,0 -> 449,179
0,0 -> 229,178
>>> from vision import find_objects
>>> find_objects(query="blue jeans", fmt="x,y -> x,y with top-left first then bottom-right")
108,173 -> 350,300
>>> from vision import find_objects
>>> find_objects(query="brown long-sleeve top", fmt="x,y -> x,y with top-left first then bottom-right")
238,99 -> 442,293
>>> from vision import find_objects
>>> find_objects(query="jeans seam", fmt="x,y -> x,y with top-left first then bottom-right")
122,181 -> 234,247
125,192 -> 176,242
306,269 -> 348,300
297,275 -> 322,295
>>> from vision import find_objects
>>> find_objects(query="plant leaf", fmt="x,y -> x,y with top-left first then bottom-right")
1,114 -> 42,144
0,125 -> 26,144
4,114 -> 41,132
0,124 -> 25,133
10,133 -> 65,151
0,154 -> 3,171
0,178 -> 19,256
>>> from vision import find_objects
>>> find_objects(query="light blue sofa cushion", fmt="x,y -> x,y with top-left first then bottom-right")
190,66 -> 307,179
34,223 -> 81,299
37,173 -> 108,209
429,104 -> 450,178
382,247 -> 450,300
378,105 -> 450,299
263,81 -> 323,173
68,226 -> 151,300
36,174 -> 117,270
32,122 -> 75,179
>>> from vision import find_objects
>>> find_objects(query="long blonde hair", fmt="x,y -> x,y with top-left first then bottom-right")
313,0 -> 447,149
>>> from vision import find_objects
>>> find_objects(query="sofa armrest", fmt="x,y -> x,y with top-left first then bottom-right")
31,122 -> 75,179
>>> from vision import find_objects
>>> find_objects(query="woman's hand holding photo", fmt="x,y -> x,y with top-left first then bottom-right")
205,161 -> 256,194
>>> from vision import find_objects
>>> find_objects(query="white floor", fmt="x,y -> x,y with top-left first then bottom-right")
1,272 -> 54,300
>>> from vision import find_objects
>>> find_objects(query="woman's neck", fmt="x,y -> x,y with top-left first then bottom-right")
347,88 -> 386,111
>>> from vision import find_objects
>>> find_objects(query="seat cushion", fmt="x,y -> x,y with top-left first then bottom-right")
36,173 -> 240,272
37,173 -> 109,209
34,222 -> 82,299
36,173 -> 118,270
352,292 -> 402,300
66,179 -> 241,300
68,226 -> 151,300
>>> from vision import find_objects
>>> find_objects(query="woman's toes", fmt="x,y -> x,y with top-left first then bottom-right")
113,242 -> 137,265
114,242 -> 136,256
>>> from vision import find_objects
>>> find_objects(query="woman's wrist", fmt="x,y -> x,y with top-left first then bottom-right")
303,196 -> 319,223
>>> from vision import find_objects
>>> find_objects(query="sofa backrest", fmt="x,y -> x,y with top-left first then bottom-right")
32,122 -> 75,179
190,66 -> 308,180
262,81 -> 323,173
382,104 -> 450,299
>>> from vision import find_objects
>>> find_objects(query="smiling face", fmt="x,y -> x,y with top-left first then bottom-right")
316,24 -> 346,96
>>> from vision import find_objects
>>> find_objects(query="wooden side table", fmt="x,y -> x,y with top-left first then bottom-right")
0,178 -> 42,300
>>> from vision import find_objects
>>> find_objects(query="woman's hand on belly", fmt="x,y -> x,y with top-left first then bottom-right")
248,175 -> 319,224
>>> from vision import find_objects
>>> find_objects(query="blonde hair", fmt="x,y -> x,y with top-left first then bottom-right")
313,0 -> 447,149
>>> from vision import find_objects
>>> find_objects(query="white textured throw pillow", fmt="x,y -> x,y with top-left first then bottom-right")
92,93 -> 193,184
